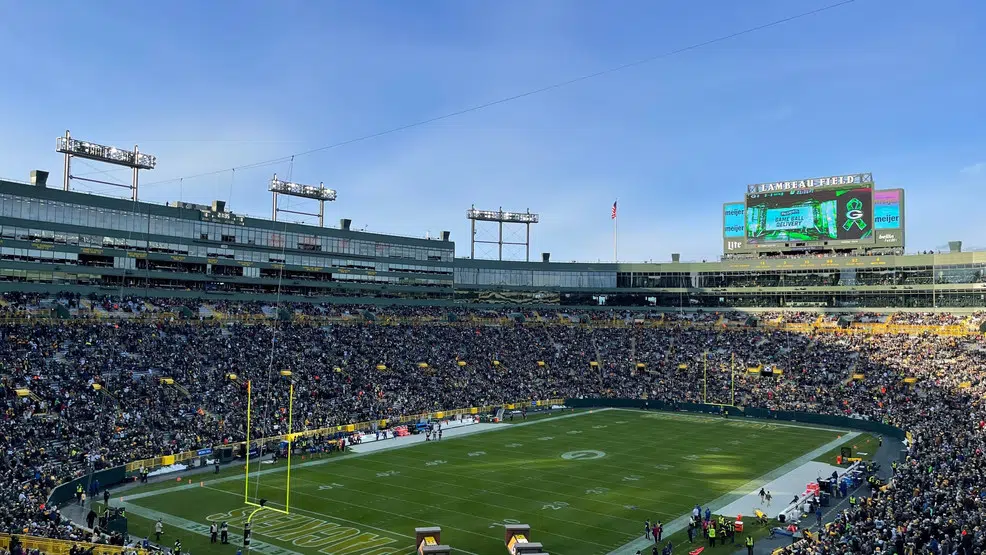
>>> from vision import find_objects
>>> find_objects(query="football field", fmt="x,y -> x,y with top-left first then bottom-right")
119,410 -> 843,555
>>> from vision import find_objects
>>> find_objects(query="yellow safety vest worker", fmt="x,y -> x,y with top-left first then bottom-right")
708,527 -> 716,538
849,496 -> 856,505
746,537 -> 754,547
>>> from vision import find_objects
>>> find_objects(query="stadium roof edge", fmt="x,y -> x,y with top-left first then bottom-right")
0,178 -> 453,251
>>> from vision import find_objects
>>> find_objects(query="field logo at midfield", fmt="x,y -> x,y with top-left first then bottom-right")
561,450 -> 606,460
206,507 -> 403,555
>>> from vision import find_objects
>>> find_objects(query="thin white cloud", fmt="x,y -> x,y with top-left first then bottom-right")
960,162 -> 985,175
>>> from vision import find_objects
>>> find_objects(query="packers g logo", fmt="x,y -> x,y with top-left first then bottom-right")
842,197 -> 867,231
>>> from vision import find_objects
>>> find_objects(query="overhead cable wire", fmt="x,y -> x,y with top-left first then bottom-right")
141,0 -> 856,188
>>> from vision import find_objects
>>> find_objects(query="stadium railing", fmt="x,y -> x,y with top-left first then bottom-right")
0,533 -> 147,555
0,307 -> 978,336
123,397 -> 567,473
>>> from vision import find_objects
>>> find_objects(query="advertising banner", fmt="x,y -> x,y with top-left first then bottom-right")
764,207 -> 814,231
722,202 -> 746,238
874,189 -> 905,247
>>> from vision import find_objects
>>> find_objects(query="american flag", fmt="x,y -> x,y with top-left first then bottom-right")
611,201 -> 618,220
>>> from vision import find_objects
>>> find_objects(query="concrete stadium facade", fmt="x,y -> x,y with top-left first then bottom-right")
0,178 -> 983,310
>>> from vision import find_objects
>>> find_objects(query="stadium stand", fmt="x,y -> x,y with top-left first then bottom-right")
0,295 -> 985,554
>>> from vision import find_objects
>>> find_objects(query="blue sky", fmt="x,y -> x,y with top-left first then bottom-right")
1,0 -> 984,262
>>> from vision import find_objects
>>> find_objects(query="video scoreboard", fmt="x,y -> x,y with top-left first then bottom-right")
722,173 -> 905,254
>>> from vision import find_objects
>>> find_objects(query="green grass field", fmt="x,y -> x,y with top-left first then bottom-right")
119,410 -> 842,555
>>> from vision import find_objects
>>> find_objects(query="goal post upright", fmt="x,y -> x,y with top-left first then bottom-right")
702,351 -> 708,404
731,353 -> 736,407
285,382 -> 294,513
242,378 -> 294,517
244,379 -> 252,504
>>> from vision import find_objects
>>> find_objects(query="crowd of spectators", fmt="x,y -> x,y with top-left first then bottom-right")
0,296 -> 984,555
890,312 -> 967,326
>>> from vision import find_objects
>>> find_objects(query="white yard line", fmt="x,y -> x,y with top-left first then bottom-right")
122,408 -> 610,504
216,480 -> 611,553
617,407 -> 857,433
118,409 -> 606,555
119,501 -> 305,555
605,430 -> 859,555
122,490 -> 482,555
116,407 -> 857,555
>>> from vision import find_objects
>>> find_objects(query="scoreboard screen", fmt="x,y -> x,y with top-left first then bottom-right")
745,186 -> 873,244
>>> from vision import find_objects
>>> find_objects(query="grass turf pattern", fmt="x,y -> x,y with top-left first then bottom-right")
123,410 -> 839,555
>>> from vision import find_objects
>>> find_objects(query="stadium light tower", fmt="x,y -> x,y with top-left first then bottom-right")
56,130 -> 156,201
269,174 -> 337,228
466,206 -> 539,261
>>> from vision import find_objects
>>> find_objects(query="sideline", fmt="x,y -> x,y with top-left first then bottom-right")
622,407 -> 857,433
121,407 -> 609,504
115,408 -> 603,555
605,430 -> 859,555
118,502 -> 305,555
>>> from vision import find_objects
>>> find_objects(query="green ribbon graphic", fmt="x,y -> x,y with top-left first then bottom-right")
843,197 -> 867,231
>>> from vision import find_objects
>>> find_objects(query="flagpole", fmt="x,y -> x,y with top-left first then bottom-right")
613,198 -> 618,262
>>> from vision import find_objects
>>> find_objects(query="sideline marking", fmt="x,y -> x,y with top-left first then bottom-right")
631,409 -> 850,433
119,408 -> 612,505
205,506 -> 406,555
606,430 -> 860,555
119,501 -> 305,555
561,450 -> 606,461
